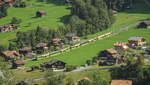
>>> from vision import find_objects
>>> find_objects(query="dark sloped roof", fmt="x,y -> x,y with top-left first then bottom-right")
48,59 -> 66,65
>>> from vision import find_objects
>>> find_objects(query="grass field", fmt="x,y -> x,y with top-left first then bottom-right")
0,0 -> 70,46
25,0 -> 150,66
36,70 -> 111,85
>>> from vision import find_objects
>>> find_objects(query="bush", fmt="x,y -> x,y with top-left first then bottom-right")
65,65 -> 77,72
86,60 -> 92,66
11,17 -> 22,24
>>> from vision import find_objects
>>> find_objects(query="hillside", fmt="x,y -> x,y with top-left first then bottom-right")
25,0 -> 150,66
0,0 -> 70,46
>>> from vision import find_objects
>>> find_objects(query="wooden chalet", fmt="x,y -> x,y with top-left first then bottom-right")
40,59 -> 66,71
65,33 -> 80,42
0,0 -> 14,6
19,47 -> 33,56
35,43 -> 48,50
138,21 -> 150,28
99,48 -> 122,64
0,24 -> 17,33
114,42 -> 129,52
49,38 -> 64,47
36,11 -> 46,17
1,50 -> 20,60
128,37 -> 146,47
111,80 -> 132,85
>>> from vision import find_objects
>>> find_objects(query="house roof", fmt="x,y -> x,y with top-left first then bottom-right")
140,21 -> 150,25
114,42 -> 128,47
112,10 -> 118,14
2,51 -> 20,57
51,38 -> 62,42
65,33 -> 76,37
128,37 -> 145,41
48,59 -> 66,65
36,43 -> 47,48
111,80 -> 132,85
41,59 -> 66,66
106,48 -> 118,54
37,11 -> 46,14
15,61 -> 24,65
19,47 -> 32,51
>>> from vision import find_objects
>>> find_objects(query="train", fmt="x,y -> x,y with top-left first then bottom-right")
38,32 -> 112,58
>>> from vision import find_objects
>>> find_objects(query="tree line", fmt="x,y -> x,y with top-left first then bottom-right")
105,0 -> 135,11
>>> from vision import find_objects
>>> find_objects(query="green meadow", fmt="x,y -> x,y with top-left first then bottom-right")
25,0 -> 150,66
0,0 -> 70,46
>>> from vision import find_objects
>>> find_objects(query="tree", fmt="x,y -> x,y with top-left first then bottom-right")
0,5 -> 8,18
65,77 -> 74,85
77,79 -> 92,85
44,70 -> 65,85
10,17 -> 22,24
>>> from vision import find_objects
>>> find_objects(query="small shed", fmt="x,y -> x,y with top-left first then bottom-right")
1,50 -> 20,60
128,37 -> 146,47
65,33 -> 80,42
137,21 -> 150,28
36,11 -> 46,17
111,80 -> 132,85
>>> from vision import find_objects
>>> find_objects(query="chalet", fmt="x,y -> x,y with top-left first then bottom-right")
49,38 -> 64,47
137,21 -> 150,28
0,0 -> 14,6
19,47 -> 33,56
40,59 -> 66,71
114,42 -> 129,52
12,61 -> 24,68
98,48 -> 122,64
0,24 -> 17,33
128,37 -> 146,47
36,11 -> 46,17
36,43 -> 48,50
65,33 -> 80,42
111,80 -> 132,85
1,50 -> 20,60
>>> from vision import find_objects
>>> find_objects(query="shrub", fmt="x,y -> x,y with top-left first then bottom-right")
65,65 -> 77,72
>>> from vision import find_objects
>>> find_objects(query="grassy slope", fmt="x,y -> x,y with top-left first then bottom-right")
0,0 -> 70,46
25,0 -> 150,66
36,70 -> 111,85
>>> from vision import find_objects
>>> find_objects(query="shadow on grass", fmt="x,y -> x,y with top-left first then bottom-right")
122,0 -> 150,15
58,15 -> 71,24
